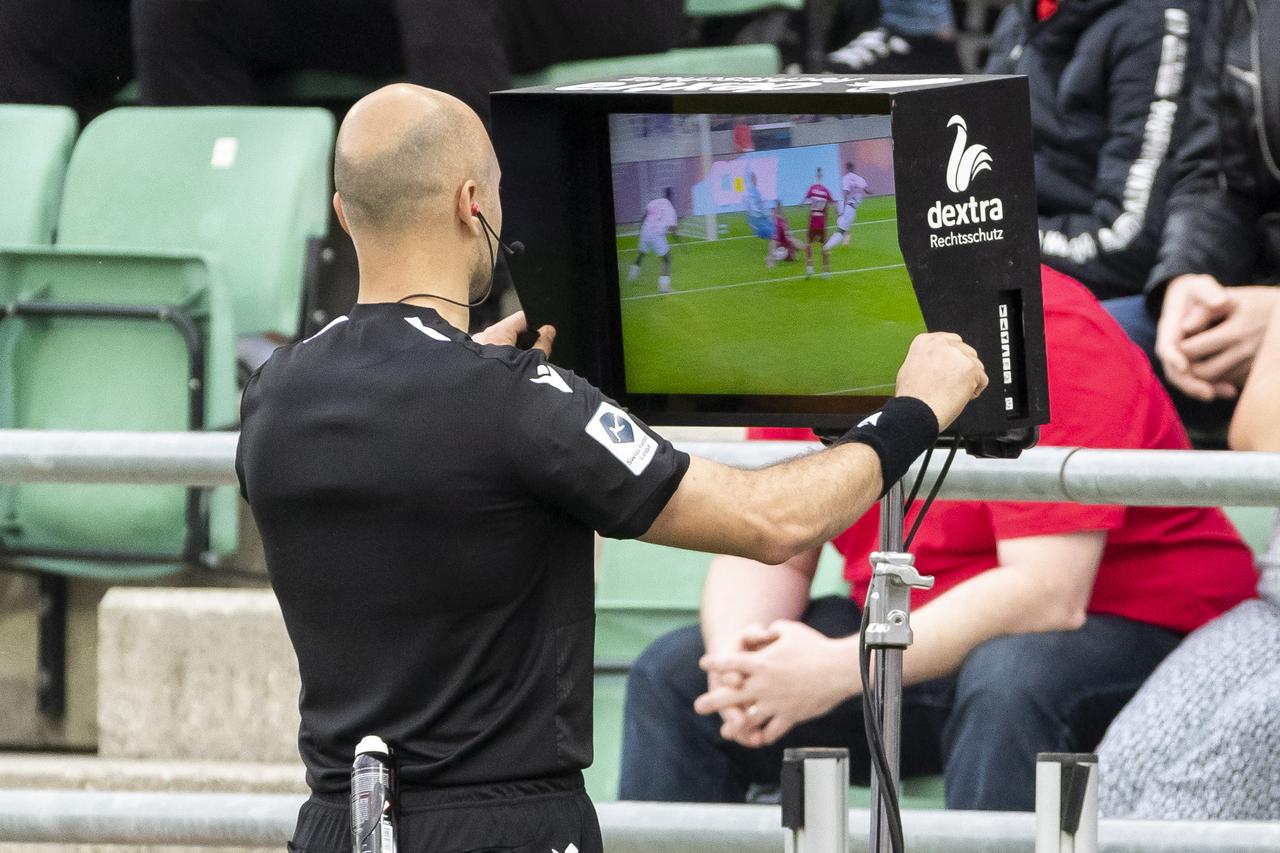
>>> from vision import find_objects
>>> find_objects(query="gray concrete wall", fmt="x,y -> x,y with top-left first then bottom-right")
0,572 -> 107,750
97,588 -> 300,763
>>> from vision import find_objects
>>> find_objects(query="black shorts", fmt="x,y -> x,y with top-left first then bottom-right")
289,772 -> 602,853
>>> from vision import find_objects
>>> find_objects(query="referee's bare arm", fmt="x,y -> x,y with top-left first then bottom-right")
641,333 -> 988,565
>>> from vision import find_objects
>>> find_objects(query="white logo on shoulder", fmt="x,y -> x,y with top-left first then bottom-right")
585,401 -> 657,476
857,412 -> 882,428
552,845 -> 578,853
530,363 -> 572,394
404,316 -> 450,341
945,115 -> 993,193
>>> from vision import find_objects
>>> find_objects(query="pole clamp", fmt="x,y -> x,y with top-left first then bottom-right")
864,551 -> 934,649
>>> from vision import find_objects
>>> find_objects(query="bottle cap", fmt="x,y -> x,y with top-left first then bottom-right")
355,735 -> 390,757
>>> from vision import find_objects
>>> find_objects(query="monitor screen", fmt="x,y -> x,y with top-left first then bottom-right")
608,112 -> 926,398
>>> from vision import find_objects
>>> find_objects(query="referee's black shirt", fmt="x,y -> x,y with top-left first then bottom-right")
235,302 -> 689,794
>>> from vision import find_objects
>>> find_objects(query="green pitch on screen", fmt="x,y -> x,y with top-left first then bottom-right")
617,197 -> 926,396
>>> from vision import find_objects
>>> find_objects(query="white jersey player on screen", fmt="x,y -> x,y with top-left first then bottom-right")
826,161 -> 870,252
628,188 -> 679,294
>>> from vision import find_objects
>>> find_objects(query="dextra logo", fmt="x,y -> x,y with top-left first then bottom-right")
945,115 -> 993,193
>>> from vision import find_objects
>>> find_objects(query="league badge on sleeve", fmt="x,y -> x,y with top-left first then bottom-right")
585,401 -> 658,475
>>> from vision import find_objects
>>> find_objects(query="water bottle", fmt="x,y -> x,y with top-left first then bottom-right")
351,735 -> 397,853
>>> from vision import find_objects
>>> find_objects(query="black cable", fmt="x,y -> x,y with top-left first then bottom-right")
860,603 -> 905,853
901,445 -> 934,515
903,443 -> 958,551
396,211 -> 503,310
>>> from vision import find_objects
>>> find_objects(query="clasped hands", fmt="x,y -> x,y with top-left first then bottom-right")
1156,275 -> 1278,402
694,621 -> 860,749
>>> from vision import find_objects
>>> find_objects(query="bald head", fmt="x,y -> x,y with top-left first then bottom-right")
334,84 -> 495,235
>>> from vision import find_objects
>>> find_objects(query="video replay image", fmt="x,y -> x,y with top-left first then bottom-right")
609,113 -> 926,398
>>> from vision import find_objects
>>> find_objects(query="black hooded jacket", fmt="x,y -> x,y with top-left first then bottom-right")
987,0 -> 1207,299
1145,0 -> 1280,304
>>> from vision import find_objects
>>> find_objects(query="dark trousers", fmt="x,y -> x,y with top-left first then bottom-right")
131,0 -> 681,123
0,0 -> 132,124
289,773 -> 602,853
618,596 -> 1181,811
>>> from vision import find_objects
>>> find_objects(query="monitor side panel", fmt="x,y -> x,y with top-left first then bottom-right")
891,76 -> 1050,436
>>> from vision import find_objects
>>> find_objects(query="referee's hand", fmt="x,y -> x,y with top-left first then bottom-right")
473,310 -> 555,356
894,332 -> 988,430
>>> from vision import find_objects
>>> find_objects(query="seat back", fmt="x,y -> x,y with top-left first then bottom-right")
0,252 -> 239,577
57,107 -> 334,338
686,0 -> 804,15
0,105 -> 76,245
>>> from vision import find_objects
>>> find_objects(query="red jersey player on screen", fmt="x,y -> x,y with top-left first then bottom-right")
802,168 -> 834,278
767,200 -> 797,268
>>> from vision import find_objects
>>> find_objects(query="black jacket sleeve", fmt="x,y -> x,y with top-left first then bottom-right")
1037,2 -> 1201,295
1145,0 -> 1274,305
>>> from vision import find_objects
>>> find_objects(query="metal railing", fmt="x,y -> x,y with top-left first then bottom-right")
2,790 -> 1279,851
2,430 -> 1280,507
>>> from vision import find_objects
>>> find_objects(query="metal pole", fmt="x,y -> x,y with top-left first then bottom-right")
3,432 -> 1280,508
1036,753 -> 1099,853
782,748 -> 850,853
871,479 -> 906,853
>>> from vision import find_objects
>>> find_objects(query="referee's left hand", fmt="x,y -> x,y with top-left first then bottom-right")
473,310 -> 555,356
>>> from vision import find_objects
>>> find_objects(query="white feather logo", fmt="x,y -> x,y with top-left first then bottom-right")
945,115 -> 993,193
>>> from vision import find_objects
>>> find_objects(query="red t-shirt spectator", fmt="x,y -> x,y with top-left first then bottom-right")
752,267 -> 1256,634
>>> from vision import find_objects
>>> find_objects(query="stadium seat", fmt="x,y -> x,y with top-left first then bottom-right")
511,44 -> 782,88
0,250 -> 239,579
1224,506 -> 1279,558
686,0 -> 804,14
55,107 -> 335,339
0,105 -> 76,246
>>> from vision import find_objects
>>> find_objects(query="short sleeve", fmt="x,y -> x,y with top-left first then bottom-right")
502,357 -> 690,539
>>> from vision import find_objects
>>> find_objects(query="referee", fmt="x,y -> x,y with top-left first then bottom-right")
236,84 -> 987,853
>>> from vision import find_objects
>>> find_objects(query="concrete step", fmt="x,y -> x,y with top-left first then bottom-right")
97,588 -> 299,763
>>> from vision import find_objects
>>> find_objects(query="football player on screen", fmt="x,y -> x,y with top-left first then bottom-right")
628,187 -> 679,294
767,200 -> 798,268
828,161 -> 869,252
803,168 -> 834,278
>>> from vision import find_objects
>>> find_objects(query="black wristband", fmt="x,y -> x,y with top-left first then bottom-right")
836,397 -> 940,497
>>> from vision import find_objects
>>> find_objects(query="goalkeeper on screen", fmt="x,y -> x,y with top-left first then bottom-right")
628,187 -> 678,294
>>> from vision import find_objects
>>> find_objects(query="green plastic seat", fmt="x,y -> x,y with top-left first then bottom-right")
1224,506 -> 1278,557
0,250 -> 238,579
687,0 -> 804,14
56,107 -> 335,339
512,44 -> 781,88
0,105 -> 76,245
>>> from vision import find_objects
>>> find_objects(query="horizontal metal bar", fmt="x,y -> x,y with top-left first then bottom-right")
2,790 -> 1279,851
0,430 -> 239,488
1,432 -> 1280,507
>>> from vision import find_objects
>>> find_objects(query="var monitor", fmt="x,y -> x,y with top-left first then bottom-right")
491,76 -> 1049,446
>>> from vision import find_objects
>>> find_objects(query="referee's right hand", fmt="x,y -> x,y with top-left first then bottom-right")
894,333 -> 988,430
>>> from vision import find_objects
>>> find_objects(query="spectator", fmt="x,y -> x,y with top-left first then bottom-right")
0,0 -> 132,125
1097,296 -> 1280,820
826,0 -> 961,74
618,267 -> 1256,811
984,0 -> 1206,302
131,0 -> 681,125
1106,0 -> 1280,423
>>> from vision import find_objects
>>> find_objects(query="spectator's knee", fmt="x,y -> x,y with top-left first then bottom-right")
625,624 -> 705,711
954,632 -> 1069,715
